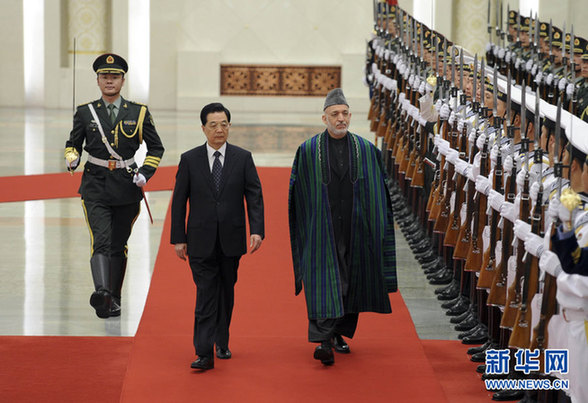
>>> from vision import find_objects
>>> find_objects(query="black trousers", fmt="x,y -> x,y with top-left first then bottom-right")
82,200 -> 140,258
188,238 -> 240,358
308,313 -> 359,343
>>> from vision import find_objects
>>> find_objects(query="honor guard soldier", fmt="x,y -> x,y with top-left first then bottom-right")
64,53 -> 165,318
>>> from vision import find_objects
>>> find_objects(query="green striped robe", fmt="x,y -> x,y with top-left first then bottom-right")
288,131 -> 397,319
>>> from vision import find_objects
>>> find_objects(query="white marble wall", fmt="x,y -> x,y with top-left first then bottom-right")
2,0 -> 586,112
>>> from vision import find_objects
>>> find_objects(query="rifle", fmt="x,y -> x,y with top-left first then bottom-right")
488,70 -> 515,306
478,64 -> 503,288
433,47 -> 460,231
568,25 -> 576,115
454,50 -> 475,260
529,98 -> 563,371
510,89 -> 544,348
466,57 -> 488,272
428,42 -> 453,221
502,80 -> 531,329
486,0 -> 495,67
410,23 -> 427,188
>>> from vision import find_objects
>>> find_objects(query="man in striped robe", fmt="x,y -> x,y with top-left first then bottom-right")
288,88 -> 398,366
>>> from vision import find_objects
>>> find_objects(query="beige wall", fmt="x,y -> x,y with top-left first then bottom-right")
0,1 -> 24,107
2,0 -> 586,111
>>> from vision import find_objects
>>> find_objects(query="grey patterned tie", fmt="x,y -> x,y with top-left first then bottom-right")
212,151 -> 222,191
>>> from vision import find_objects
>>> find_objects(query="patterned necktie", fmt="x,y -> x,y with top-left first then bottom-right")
107,104 -> 116,125
212,151 -> 222,191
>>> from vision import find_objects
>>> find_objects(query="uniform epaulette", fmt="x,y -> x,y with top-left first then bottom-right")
77,101 -> 92,108
128,100 -> 147,106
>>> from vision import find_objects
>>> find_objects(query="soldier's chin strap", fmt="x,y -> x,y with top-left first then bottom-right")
87,103 -> 134,173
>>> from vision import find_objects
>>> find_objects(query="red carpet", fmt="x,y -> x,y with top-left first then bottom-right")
0,337 -> 133,403
421,340 -> 491,402
119,168 -> 450,402
0,167 -> 491,402
0,166 -> 177,202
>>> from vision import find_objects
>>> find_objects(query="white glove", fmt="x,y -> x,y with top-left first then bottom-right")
547,198 -> 572,227
418,115 -> 427,126
486,43 -> 493,52
524,232 -> 544,258
434,99 -> 443,113
514,219 -> 532,241
66,157 -> 79,170
566,83 -> 575,97
489,189 -> 504,211
498,48 -> 505,59
476,132 -> 487,150
490,145 -> 498,166
398,92 -> 406,104
525,59 -> 533,72
515,57 -> 522,69
418,81 -> 426,95
534,71 -> 543,85
516,169 -> 527,190
538,250 -> 563,277
409,74 -> 415,87
503,155 -> 514,173
545,73 -> 554,86
448,111 -> 456,126
414,77 -> 421,90
390,79 -> 398,92
505,51 -> 511,64
446,149 -> 459,164
454,160 -> 470,176
558,78 -> 567,91
529,181 -> 541,204
439,104 -> 450,120
500,201 -> 517,223
133,173 -> 147,187
467,163 -> 479,181
531,64 -> 538,76
475,175 -> 491,196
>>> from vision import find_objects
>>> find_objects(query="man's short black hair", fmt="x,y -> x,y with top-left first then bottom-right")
200,103 -> 231,126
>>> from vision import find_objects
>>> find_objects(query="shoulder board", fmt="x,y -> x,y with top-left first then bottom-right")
77,101 -> 92,108
127,100 -> 147,106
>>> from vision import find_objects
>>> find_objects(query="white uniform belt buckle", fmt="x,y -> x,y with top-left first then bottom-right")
108,160 -> 117,171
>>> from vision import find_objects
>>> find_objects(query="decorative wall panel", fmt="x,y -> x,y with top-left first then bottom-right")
220,65 -> 341,96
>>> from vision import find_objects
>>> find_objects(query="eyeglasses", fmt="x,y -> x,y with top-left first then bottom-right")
206,121 -> 230,130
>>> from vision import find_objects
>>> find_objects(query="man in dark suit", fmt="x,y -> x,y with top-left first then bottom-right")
64,53 -> 164,319
170,103 -> 265,371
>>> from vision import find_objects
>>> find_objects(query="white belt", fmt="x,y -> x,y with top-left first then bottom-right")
562,308 -> 588,322
87,155 -> 135,171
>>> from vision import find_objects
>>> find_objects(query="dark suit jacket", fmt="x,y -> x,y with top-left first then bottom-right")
170,142 -> 264,257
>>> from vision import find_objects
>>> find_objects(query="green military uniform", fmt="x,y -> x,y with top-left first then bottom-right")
64,53 -> 164,319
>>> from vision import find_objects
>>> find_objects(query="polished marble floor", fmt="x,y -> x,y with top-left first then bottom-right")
0,106 -> 458,340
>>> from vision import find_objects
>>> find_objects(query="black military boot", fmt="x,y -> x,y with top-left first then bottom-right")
109,255 -> 127,317
89,253 -> 112,319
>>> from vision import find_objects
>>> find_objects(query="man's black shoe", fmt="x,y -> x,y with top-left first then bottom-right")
90,289 -> 112,319
445,299 -> 470,316
109,298 -> 121,317
314,342 -> 334,365
454,316 -> 479,332
492,389 -> 525,401
191,356 -> 214,370
216,347 -> 232,359
332,335 -> 350,354
450,309 -> 473,324
470,350 -> 486,362
467,340 -> 492,355
481,371 -> 509,381
461,327 -> 488,345
429,270 -> 454,285
458,323 -> 485,339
